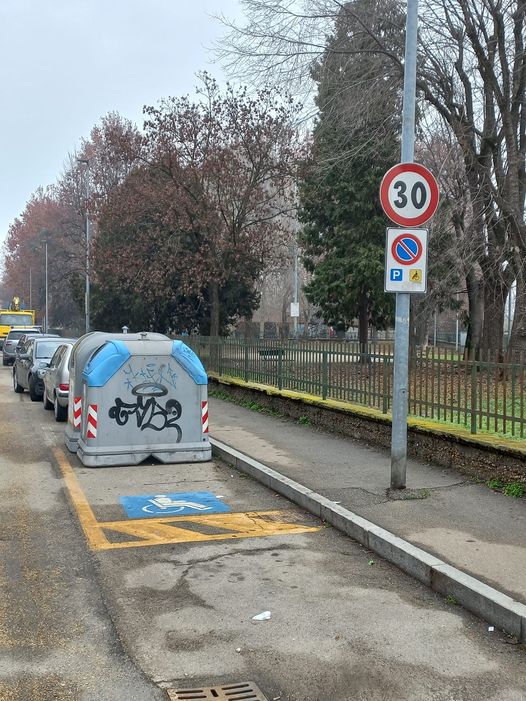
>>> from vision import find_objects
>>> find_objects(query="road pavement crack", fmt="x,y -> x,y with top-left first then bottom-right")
386,480 -> 470,501
159,543 -> 302,569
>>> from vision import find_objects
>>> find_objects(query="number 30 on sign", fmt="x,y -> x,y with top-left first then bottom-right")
380,163 -> 439,227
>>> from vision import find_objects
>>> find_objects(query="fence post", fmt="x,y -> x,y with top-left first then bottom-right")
244,339 -> 249,382
322,350 -> 328,400
278,349 -> 283,390
470,359 -> 477,434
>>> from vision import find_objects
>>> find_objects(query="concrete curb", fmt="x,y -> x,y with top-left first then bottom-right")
211,437 -> 526,643
209,373 -> 526,460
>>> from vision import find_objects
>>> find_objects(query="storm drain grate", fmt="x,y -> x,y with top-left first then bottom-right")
167,680 -> 269,700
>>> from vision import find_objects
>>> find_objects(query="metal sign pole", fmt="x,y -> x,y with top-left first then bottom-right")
391,0 -> 419,489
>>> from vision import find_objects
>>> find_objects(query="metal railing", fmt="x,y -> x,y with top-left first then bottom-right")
183,337 -> 526,440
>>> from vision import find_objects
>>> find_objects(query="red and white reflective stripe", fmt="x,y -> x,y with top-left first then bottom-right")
201,400 -> 209,434
73,397 -> 82,428
87,404 -> 98,439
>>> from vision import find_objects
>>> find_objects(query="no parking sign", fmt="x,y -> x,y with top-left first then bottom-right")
385,228 -> 428,293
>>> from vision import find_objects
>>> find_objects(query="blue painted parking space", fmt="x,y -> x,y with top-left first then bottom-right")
120,491 -> 230,519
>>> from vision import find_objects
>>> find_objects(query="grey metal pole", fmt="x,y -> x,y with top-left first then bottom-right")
455,293 -> 459,351
390,0 -> 419,490
29,267 -> 32,310
77,158 -> 90,334
293,243 -> 299,339
45,241 -> 48,334
85,173 -> 90,334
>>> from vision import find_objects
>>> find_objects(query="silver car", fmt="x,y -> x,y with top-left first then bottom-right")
13,335 -> 72,401
42,343 -> 75,421
2,327 -> 43,365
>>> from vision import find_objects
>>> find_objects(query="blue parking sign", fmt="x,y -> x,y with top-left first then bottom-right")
120,491 -> 230,519
390,268 -> 403,281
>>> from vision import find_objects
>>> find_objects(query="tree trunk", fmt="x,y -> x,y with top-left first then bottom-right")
209,280 -> 221,367
509,268 -> 525,360
464,264 -> 483,360
280,296 -> 288,340
358,292 -> 368,359
209,280 -> 220,338
411,297 -> 430,349
480,273 -> 507,361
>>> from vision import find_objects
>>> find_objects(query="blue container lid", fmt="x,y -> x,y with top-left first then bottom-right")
171,340 -> 207,385
82,340 -> 131,387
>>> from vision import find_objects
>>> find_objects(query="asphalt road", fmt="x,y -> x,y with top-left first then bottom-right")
209,398 -> 526,604
1,365 -> 525,701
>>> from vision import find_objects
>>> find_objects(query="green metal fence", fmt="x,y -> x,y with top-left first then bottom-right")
184,337 -> 526,440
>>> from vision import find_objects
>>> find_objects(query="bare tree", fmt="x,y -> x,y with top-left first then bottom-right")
218,0 -> 526,356
417,0 -> 525,357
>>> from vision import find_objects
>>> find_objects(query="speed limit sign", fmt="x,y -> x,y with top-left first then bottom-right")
380,163 -> 439,227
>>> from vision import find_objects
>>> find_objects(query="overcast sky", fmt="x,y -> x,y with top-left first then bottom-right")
0,0 -> 243,249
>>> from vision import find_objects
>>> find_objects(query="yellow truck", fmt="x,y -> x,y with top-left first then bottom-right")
0,297 -> 37,349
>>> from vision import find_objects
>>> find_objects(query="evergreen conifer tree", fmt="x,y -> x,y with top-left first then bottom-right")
299,0 -> 404,345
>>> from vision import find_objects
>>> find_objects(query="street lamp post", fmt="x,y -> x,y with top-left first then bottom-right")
38,229 -> 50,332
77,159 -> 90,333
293,242 -> 299,339
45,238 -> 48,333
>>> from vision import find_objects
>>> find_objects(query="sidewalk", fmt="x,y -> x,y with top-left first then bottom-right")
209,397 -> 526,615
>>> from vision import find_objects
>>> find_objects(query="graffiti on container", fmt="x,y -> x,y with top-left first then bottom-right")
108,382 -> 182,437
122,361 -> 178,392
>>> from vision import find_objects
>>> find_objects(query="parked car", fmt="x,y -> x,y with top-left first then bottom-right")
42,342 -> 75,421
2,326 -> 43,366
13,336 -> 75,401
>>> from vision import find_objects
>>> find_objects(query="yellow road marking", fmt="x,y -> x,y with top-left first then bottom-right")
94,510 -> 319,550
53,448 -> 320,551
52,447 -> 110,550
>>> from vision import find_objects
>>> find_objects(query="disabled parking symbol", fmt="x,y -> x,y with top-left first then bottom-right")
120,491 -> 231,519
